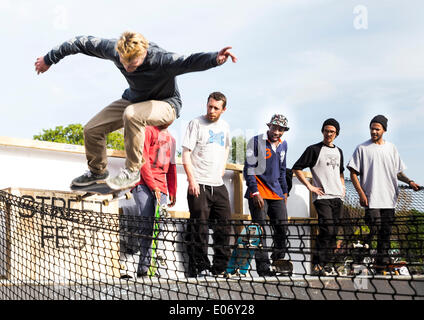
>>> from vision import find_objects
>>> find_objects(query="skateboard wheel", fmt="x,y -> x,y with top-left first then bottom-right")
102,199 -> 109,206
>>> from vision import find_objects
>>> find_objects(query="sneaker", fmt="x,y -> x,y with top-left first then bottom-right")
187,263 -> 211,277
272,259 -> 293,275
137,271 -> 148,278
71,170 -> 109,186
258,269 -> 276,277
197,269 -> 212,277
311,264 -> 325,276
210,266 -> 227,277
323,265 -> 338,276
106,168 -> 140,190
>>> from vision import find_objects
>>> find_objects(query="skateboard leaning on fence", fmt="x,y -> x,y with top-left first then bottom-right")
70,181 -> 132,206
226,223 -> 262,276
148,204 -> 170,277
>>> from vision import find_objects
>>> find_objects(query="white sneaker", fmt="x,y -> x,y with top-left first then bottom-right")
106,168 -> 140,190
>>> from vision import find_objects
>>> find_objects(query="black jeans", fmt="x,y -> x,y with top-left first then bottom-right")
312,198 -> 343,266
186,184 -> 232,273
364,208 -> 395,266
248,198 -> 288,273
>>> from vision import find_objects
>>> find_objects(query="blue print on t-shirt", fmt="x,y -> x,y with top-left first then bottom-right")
208,130 -> 224,146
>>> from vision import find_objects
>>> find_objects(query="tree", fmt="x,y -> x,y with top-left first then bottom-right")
230,136 -> 246,164
33,124 -> 125,150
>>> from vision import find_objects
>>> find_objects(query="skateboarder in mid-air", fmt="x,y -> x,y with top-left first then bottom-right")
35,31 -> 237,191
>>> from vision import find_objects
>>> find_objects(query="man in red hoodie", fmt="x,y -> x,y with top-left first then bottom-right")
130,123 -> 177,278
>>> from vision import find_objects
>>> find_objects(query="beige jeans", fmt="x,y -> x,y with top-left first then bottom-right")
84,99 -> 176,174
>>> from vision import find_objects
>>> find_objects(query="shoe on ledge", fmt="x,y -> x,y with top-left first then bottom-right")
106,168 -> 140,190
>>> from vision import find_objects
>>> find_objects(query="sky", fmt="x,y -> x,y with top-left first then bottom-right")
1,0 -> 424,183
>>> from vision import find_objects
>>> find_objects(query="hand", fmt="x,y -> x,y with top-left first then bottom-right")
308,185 -> 325,196
252,193 -> 264,210
153,187 -> 161,205
35,56 -> 50,74
188,179 -> 200,197
283,193 -> 288,205
359,192 -> 369,207
216,46 -> 237,65
168,195 -> 176,207
410,181 -> 421,191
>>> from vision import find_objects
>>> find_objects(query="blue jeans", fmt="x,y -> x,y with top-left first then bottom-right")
132,184 -> 167,274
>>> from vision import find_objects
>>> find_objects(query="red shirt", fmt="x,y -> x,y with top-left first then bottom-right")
135,126 -> 177,196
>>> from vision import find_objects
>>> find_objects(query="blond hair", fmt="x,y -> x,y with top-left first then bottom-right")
116,31 -> 149,62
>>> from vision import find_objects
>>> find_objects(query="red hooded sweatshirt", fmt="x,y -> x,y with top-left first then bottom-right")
134,126 -> 177,196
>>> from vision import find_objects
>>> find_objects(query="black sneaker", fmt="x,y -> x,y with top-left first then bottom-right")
71,170 -> 109,186
187,263 -> 211,277
210,266 -> 227,277
272,259 -> 293,275
258,269 -> 276,277
311,264 -> 325,276
137,271 -> 148,278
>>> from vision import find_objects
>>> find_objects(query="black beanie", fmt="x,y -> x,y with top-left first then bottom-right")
321,118 -> 340,135
370,115 -> 388,131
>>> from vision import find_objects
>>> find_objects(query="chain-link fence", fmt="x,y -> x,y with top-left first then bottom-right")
0,181 -> 423,300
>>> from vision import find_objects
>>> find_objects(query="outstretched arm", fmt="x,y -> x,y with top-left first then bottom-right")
34,36 -> 117,75
163,46 -> 237,76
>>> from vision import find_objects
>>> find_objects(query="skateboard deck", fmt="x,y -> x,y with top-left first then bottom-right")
148,203 -> 161,277
226,223 -> 262,276
70,182 -> 132,205
148,204 -> 170,277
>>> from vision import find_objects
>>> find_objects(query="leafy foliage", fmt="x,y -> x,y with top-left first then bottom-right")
33,124 -> 124,150
230,136 -> 246,164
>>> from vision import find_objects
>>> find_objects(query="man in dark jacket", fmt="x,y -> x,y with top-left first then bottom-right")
243,114 -> 291,276
35,31 -> 237,190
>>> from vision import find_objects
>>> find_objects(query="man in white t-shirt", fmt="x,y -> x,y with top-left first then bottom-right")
182,92 -> 231,277
347,115 -> 420,271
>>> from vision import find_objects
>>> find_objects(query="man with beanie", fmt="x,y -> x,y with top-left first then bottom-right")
347,115 -> 421,273
243,114 -> 291,276
293,118 -> 346,276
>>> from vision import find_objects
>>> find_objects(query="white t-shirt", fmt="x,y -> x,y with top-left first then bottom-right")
182,116 -> 230,186
347,139 -> 406,209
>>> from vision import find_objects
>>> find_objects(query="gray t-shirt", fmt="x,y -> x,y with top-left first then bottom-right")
292,142 -> 345,202
182,116 -> 230,186
347,139 -> 406,209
